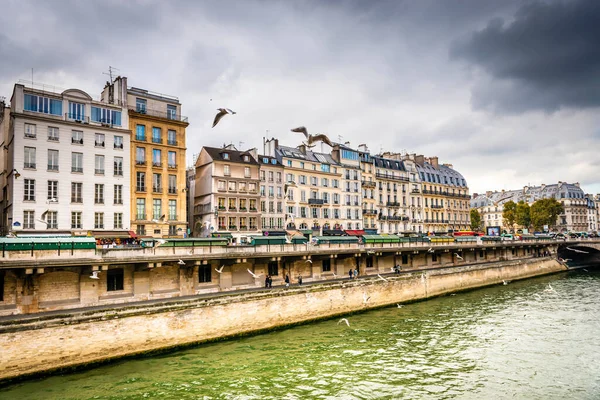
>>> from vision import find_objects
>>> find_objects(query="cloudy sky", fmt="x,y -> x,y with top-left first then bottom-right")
1,0 -> 599,194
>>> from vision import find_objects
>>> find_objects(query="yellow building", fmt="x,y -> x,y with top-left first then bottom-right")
104,77 -> 189,237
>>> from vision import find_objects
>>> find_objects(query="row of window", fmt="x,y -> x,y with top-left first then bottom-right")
23,147 -> 124,175
135,198 -> 178,220
23,179 -> 124,204
135,125 -> 178,145
23,210 -> 124,229
135,147 -> 177,168
217,198 -> 258,211
260,170 -> 282,182
216,180 -> 257,192
216,216 -> 258,230
136,172 -> 178,193
24,123 -> 125,148
261,217 -> 285,229
135,99 -> 178,120
285,159 -> 336,173
420,171 -> 467,187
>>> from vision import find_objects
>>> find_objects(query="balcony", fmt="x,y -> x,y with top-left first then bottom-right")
386,201 -> 400,207
239,226 -> 248,231
136,214 -> 146,220
168,164 -> 177,169
136,160 -> 146,166
431,204 -> 444,209
47,165 -> 58,171
24,163 -> 36,169
308,198 -> 325,206
239,207 -> 247,212
94,141 -> 105,148
136,186 -> 146,192
153,186 -> 163,193
65,113 -> 89,123
411,188 -> 420,193
168,215 -> 177,221
168,140 -> 178,146
152,137 -> 163,144
168,187 -> 177,194
136,135 -> 146,141
95,169 -> 105,175
361,180 -> 376,188
72,167 -> 83,173
48,136 -> 59,142
375,173 -> 409,182
152,162 -> 162,168
128,105 -> 189,123
249,207 -> 257,212
71,138 -> 83,145
228,207 -> 237,211
228,225 -> 237,230
114,143 -> 124,149
362,209 -> 377,216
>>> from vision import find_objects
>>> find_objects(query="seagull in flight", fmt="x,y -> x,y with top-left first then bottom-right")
366,250 -> 375,255
90,271 -> 100,280
155,239 -> 166,247
338,318 -> 350,327
178,259 -> 186,265
427,248 -> 435,253
377,274 -> 388,282
247,268 -> 262,278
566,247 -> 589,254
215,265 -> 225,274
583,268 -> 589,272
188,249 -> 194,255
397,303 -> 404,308
306,259 -> 313,264
544,283 -> 556,293
291,126 -> 334,148
503,280 -> 509,285
212,108 -> 236,128
454,253 -> 463,260
363,292 -> 371,304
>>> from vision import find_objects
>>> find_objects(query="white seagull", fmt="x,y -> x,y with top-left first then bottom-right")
155,239 -> 166,247
454,253 -> 463,260
290,126 -> 334,148
566,247 -> 589,254
90,271 -> 100,280
212,108 -> 236,128
427,248 -> 435,253
247,268 -> 262,278
363,293 -> 371,304
377,274 -> 388,282
397,304 -> 404,308
306,259 -> 313,264
338,318 -> 350,327
215,265 -> 225,274
366,250 -> 375,255
178,259 -> 186,265
544,283 -> 556,293
503,280 -> 509,285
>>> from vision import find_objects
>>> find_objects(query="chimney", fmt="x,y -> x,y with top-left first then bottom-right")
430,156 -> 439,169
415,155 -> 425,166
473,192 -> 478,198
442,163 -> 453,169
486,191 -> 492,197
574,182 -> 580,188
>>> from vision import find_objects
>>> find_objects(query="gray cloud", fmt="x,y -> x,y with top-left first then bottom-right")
451,0 -> 600,113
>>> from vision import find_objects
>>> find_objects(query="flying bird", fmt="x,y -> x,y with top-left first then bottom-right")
90,271 -> 100,280
544,283 -> 556,293
40,210 -> 49,221
338,318 -> 350,327
397,304 -> 404,308
291,126 -> 334,148
363,293 -> 371,304
306,259 -> 313,264
215,265 -> 225,274
566,247 -> 589,254
427,248 -> 435,253
247,268 -> 262,278
503,280 -> 509,285
155,239 -> 166,247
454,253 -> 463,260
583,269 -> 589,272
178,259 -> 186,265
366,250 -> 375,255
377,274 -> 388,282
212,108 -> 236,128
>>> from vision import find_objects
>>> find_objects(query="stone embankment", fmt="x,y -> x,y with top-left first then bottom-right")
0,257 -> 566,383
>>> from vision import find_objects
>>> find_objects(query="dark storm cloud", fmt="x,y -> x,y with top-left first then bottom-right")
451,0 -> 600,113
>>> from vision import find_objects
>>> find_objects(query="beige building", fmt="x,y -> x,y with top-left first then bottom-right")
193,145 -> 261,242
358,147 -> 378,232
331,143 -> 362,231
252,151 -> 285,233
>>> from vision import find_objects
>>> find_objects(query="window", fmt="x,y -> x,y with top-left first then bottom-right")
24,179 -> 35,201
229,181 -> 236,191
167,130 -> 177,145
24,147 -> 36,169
95,184 -> 104,204
94,212 -> 104,229
72,152 -> 83,172
152,127 -> 162,143
95,133 -> 105,147
136,199 -> 146,220
24,211 -> 35,229
68,101 -> 85,120
47,149 -> 59,171
244,167 -> 251,178
287,160 -> 292,167
167,104 -> 177,120
169,200 -> 177,220
136,98 -> 147,113
222,153 -> 229,160
24,94 -> 62,116
114,185 -> 123,205
24,123 -> 36,138
168,151 -> 176,168
114,135 -> 123,149
47,211 -> 58,229
224,165 -> 230,176
218,180 -> 226,191
114,213 -> 123,229
107,268 -> 124,291
136,147 -> 146,164
71,182 -> 82,203
136,172 -> 146,192
322,259 -> 331,272
114,157 -> 123,176
341,150 -> 358,160
91,107 -> 121,126
168,175 -> 177,194
47,180 -> 58,201
366,257 -> 374,269
136,124 -> 146,141
71,212 -> 82,229
153,173 -> 162,193
199,265 -> 212,283
95,155 -> 105,175
169,225 -> 177,235
152,149 -> 162,167
153,199 -> 162,220
48,127 -> 59,141
71,130 -> 83,145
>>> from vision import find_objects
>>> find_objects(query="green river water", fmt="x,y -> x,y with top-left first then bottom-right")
1,269 -> 599,399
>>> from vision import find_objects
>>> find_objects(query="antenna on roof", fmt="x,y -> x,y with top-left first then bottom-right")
102,66 -> 120,83
338,134 -> 343,143
239,141 -> 244,149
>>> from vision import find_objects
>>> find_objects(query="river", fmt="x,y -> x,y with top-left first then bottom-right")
1,269 -> 599,399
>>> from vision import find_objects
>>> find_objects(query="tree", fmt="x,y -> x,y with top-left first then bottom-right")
515,201 -> 531,229
470,209 -> 482,231
502,201 -> 517,232
530,198 -> 564,231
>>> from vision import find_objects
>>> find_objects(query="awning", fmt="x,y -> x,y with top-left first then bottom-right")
92,230 -> 135,239
129,230 -> 138,239
322,229 -> 345,236
345,229 -> 366,236
364,229 -> 378,235
211,232 -> 233,238
263,230 -> 286,236
300,230 -> 313,235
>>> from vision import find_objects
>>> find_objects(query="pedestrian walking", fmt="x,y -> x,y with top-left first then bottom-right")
298,275 -> 303,285
353,268 -> 358,279
268,275 -> 273,288
349,269 -> 353,280
265,275 -> 270,288
285,274 -> 290,287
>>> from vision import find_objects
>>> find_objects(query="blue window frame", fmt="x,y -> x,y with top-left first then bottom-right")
136,125 -> 146,141
341,150 -> 358,160
321,164 -> 330,173
91,106 -> 121,126
24,94 -> 62,116
136,98 -> 147,113
68,102 -> 85,120
167,105 -> 177,120
152,127 -> 162,143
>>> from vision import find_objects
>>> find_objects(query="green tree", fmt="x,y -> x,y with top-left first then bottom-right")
530,198 -> 564,231
470,209 -> 482,231
515,201 -> 531,229
502,201 -> 517,232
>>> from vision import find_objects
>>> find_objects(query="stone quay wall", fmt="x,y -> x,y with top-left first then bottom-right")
0,258 -> 566,382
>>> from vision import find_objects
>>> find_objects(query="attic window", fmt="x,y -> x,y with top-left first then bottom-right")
243,155 -> 249,162
223,153 -> 229,160
262,157 -> 268,163
271,159 -> 276,165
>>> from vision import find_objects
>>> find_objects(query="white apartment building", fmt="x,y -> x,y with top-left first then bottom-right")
2,82 -> 130,234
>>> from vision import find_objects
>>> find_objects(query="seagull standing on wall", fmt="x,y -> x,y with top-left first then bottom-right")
212,108 -> 236,128
291,126 -> 334,148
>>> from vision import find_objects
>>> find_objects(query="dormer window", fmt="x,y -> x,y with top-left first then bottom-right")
262,157 -> 268,164
243,155 -> 249,162
223,153 -> 229,160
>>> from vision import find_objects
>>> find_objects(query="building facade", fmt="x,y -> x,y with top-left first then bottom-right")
358,148 -> 377,232
193,145 -> 261,242
104,78 -> 189,238
253,152 -> 285,233
2,82 -> 131,235
331,143 -> 362,231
